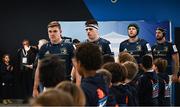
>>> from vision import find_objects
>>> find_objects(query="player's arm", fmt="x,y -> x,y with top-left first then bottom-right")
33,60 -> 40,97
172,53 -> 179,82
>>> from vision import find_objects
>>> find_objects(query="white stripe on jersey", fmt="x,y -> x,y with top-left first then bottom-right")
173,45 -> 178,52
146,43 -> 151,51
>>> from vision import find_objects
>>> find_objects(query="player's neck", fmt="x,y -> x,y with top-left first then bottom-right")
157,38 -> 166,44
129,36 -> 138,42
51,38 -> 62,44
83,70 -> 96,78
88,35 -> 99,42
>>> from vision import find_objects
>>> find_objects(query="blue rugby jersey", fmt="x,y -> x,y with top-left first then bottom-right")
152,41 -> 178,75
38,41 -> 74,79
85,38 -> 113,55
119,38 -> 152,64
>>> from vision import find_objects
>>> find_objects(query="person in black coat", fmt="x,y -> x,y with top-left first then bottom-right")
0,54 -> 14,104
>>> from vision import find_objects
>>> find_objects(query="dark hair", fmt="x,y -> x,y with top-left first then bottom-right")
74,42 -> 102,71
73,39 -> 80,44
47,21 -> 61,29
102,54 -> 115,65
142,55 -> 153,70
102,62 -> 127,83
22,39 -> 30,46
85,19 -> 98,26
156,27 -> 166,37
39,54 -> 66,88
128,23 -> 139,35
153,58 -> 168,72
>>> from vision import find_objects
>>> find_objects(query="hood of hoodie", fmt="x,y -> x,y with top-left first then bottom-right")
81,74 -> 108,91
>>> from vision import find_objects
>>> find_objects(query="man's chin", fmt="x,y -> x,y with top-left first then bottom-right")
129,35 -> 136,38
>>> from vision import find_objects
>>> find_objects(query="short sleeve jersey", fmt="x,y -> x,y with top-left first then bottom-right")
85,38 -> 113,55
152,41 -> 178,75
119,38 -> 152,64
38,41 -> 74,77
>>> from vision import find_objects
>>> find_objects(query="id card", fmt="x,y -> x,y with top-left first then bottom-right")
22,57 -> 27,64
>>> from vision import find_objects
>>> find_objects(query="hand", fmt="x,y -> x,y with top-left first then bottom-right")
171,74 -> 178,83
25,65 -> 33,69
33,88 -> 39,97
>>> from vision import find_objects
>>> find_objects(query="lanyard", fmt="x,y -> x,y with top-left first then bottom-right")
22,49 -> 28,56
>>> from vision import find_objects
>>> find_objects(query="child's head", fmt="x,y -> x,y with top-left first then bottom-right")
102,62 -> 127,84
39,54 -> 66,88
102,54 -> 115,65
96,69 -> 112,87
123,61 -> 138,81
142,55 -> 153,70
118,52 -> 137,64
55,81 -> 86,106
30,88 -> 74,106
74,43 -> 102,76
153,58 -> 168,73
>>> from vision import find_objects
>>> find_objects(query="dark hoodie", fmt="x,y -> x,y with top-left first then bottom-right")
157,72 -> 170,106
136,71 -> 159,106
81,74 -> 109,106
110,84 -> 139,106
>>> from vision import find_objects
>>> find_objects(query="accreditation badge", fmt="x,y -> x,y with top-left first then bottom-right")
22,57 -> 27,64
136,45 -> 142,51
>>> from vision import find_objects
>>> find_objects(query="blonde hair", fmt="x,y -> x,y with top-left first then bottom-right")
153,58 -> 168,73
30,88 -> 74,106
55,81 -> 86,106
118,52 -> 137,64
123,61 -> 138,80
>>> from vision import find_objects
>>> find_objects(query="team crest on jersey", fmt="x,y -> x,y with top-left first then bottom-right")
136,45 -> 141,51
60,48 -> 67,54
164,46 -> 168,52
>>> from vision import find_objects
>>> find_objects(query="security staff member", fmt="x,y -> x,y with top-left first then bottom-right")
119,23 -> 152,64
152,27 -> 179,82
85,19 -> 113,56
33,21 -> 74,97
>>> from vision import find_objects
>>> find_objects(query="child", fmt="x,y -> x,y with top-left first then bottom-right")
136,55 -> 159,106
74,43 -> 109,106
102,62 -> 138,106
153,58 -> 170,106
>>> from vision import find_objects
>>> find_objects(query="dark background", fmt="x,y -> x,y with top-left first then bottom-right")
0,0 -> 93,59
0,0 -> 93,99
175,27 -> 180,62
